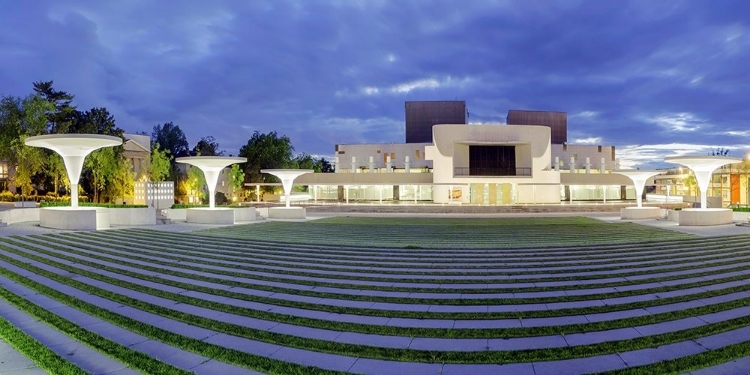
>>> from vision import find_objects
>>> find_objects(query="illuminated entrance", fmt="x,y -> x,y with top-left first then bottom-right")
470,183 -> 516,205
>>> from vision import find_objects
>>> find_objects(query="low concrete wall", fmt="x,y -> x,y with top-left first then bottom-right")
0,208 -> 41,225
733,212 -> 750,222
233,207 -> 257,222
186,208 -> 234,225
163,208 -> 187,221
108,207 -> 156,226
268,207 -> 306,219
14,201 -> 37,208
679,208 -> 733,226
620,207 -> 661,220
39,207 -> 109,230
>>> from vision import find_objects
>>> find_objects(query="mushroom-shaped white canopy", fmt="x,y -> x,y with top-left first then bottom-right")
25,134 -> 123,207
261,169 -> 313,208
613,170 -> 664,208
176,156 -> 246,209
665,155 -> 740,209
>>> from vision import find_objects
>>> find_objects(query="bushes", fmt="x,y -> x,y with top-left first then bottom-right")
0,191 -> 87,203
40,202 -> 147,208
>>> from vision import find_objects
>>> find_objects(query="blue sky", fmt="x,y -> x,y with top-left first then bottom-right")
1,0 -> 749,168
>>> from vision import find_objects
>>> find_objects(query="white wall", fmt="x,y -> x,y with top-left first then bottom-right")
335,143 -> 433,170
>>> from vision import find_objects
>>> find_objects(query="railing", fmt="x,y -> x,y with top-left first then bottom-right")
454,167 -> 532,177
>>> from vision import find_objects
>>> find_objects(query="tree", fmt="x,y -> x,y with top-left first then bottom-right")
317,157 -> 334,173
84,148 -> 118,203
192,136 -> 224,156
10,95 -> 54,195
47,154 -> 70,196
0,95 -> 24,162
152,122 -> 189,159
147,144 -> 172,182
238,131 -> 294,187
228,163 -> 245,202
69,107 -> 124,136
108,158 -> 135,203
185,166 -> 207,204
11,135 -> 46,195
33,80 -> 76,133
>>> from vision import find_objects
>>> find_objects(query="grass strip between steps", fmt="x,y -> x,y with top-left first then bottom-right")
0,288 -> 190,375
0,268 -> 344,375
54,232 -> 750,296
3,250 -> 750,365
83,228 -> 741,262
67,231 -> 750,276
19,234 -> 750,305
3,239 -> 750,350
5,237 -> 750,325
116,227 -> 725,260
0,310 -> 86,375
600,340 -> 750,374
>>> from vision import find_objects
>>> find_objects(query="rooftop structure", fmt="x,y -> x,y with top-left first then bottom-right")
405,101 -> 466,143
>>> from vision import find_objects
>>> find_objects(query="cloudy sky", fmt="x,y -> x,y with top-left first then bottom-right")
1,0 -> 749,168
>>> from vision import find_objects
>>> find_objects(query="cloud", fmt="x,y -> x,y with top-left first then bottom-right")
573,137 -> 602,144
643,113 -> 705,132
0,0 -> 749,160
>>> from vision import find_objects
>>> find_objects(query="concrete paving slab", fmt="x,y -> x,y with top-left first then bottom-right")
334,332 -> 412,349
190,359 -> 265,374
634,317 -> 707,336
452,319 -> 522,329
521,315 -> 589,327
533,354 -> 628,375
696,306 -> 750,324
442,363 -> 535,375
268,324 -> 342,341
488,335 -> 567,351
201,333 -> 280,357
564,327 -> 642,346
689,355 -> 750,375
347,358 -> 443,375
270,347 -> 357,372
386,317 -> 454,328
585,308 -> 651,323
47,341 -> 129,374
0,339 -> 41,372
619,341 -> 706,367
695,325 -> 750,350
408,337 -> 487,351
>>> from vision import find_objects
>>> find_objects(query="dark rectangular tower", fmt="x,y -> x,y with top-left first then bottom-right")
405,101 -> 466,143
506,110 -> 567,144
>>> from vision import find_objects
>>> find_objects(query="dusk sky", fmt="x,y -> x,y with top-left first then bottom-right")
1,0 -> 749,168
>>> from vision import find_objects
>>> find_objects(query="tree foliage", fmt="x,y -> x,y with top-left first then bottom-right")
193,136 -> 224,156
85,148 -> 118,203
184,166 -> 207,203
70,107 -> 124,136
33,80 -> 75,133
229,163 -> 245,201
292,153 -> 334,173
152,122 -> 189,158
238,131 -> 294,184
147,144 -> 172,182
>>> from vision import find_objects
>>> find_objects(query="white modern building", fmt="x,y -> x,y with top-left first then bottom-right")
296,122 -> 634,205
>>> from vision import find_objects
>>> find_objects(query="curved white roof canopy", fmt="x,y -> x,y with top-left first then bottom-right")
176,156 -> 247,209
665,155 -> 740,209
261,169 -> 313,208
25,134 -> 123,207
613,170 -> 664,208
